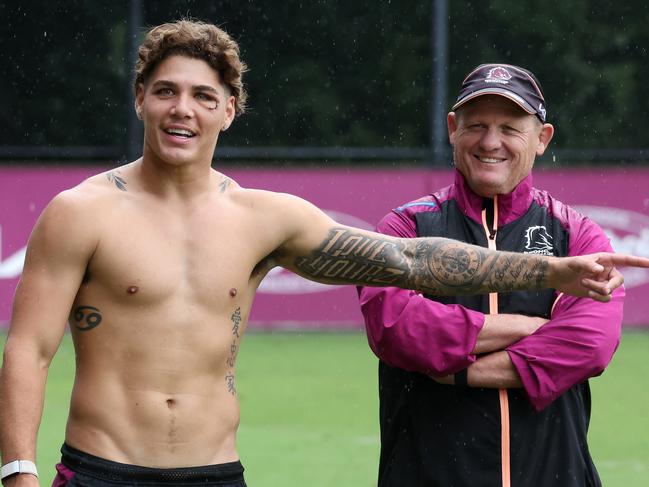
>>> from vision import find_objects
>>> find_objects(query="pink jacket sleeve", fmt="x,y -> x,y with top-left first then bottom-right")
357,210 -> 485,376
507,214 -> 624,411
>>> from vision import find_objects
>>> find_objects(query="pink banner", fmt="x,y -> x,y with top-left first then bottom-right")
1,165 -> 648,328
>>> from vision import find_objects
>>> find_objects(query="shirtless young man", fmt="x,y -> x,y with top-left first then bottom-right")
1,20 -> 647,487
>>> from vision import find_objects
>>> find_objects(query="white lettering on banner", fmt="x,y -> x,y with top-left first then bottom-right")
0,248 -> 26,279
258,210 -> 373,295
575,206 -> 649,289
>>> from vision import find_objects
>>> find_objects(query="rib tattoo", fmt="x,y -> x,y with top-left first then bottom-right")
225,307 -> 243,395
71,305 -> 103,331
295,228 -> 549,295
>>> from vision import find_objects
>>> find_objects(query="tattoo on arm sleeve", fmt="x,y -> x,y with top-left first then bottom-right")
294,228 -> 548,295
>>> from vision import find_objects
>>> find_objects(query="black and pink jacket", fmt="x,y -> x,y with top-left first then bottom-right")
358,171 -> 623,487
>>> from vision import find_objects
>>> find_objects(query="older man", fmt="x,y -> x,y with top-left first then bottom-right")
359,64 -> 620,486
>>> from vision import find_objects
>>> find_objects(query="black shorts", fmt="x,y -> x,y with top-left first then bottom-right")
53,444 -> 247,486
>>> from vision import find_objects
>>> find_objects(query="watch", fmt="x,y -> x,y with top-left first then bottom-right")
0,460 -> 38,480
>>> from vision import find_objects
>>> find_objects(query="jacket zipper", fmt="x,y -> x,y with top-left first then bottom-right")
481,196 -> 511,487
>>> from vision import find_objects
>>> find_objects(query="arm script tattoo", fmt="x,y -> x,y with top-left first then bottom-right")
294,228 -> 548,295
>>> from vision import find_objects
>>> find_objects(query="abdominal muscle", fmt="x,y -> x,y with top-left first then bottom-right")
64,304 -> 246,468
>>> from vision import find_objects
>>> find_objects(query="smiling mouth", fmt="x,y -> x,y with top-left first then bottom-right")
164,128 -> 196,138
476,156 -> 504,164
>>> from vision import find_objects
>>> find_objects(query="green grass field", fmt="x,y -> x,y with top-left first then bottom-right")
1,331 -> 648,486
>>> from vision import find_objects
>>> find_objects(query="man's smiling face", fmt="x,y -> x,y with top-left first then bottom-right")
447,95 -> 553,197
136,54 -> 235,167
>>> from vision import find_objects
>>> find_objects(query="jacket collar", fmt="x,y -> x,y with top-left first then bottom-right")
451,170 -> 534,227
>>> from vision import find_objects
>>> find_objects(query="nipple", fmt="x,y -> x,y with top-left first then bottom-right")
127,286 -> 139,294
229,288 -> 237,297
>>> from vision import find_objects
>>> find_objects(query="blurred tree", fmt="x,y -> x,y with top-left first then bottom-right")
1,0 -> 647,156
0,0 -> 127,146
448,0 -> 649,150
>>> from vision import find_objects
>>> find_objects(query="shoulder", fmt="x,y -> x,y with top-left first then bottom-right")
227,185 -> 324,215
376,193 -> 442,237
35,169 -> 125,242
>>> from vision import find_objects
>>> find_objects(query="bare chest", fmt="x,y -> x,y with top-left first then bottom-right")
85,205 -> 267,304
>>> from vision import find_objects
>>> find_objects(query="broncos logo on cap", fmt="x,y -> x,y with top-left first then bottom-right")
486,66 -> 512,81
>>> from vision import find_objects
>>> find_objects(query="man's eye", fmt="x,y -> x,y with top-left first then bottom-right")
155,88 -> 174,96
196,93 -> 218,109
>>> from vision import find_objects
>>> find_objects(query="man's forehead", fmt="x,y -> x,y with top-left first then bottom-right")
147,55 -> 225,90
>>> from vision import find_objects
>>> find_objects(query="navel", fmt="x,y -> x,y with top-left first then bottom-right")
127,286 -> 139,294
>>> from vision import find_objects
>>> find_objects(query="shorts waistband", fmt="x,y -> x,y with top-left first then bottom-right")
60,444 -> 245,484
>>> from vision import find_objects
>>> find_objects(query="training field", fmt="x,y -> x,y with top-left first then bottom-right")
1,331 -> 648,486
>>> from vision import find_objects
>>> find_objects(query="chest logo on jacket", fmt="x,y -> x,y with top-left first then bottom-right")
523,225 -> 554,255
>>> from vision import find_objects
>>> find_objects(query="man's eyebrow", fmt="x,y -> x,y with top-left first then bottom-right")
151,80 -> 220,94
193,84 -> 220,93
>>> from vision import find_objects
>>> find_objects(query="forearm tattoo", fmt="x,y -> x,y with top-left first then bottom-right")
71,305 -> 103,331
225,307 -> 242,395
106,171 -> 127,191
295,228 -> 548,295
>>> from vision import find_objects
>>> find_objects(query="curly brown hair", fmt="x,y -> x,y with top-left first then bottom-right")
134,20 -> 248,116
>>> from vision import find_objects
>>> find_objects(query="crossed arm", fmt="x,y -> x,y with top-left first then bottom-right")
355,207 -> 627,410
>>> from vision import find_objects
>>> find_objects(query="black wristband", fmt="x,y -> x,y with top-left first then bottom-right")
454,368 -> 469,388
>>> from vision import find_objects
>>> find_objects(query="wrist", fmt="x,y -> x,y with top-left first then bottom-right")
1,461 -> 38,482
544,256 -> 558,289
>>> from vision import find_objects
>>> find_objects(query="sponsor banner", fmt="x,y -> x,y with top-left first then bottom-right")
1,166 -> 648,328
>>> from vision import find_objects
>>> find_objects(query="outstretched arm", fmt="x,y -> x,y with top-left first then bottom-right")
279,225 -> 646,300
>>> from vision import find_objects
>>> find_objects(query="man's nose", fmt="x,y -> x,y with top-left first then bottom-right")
479,128 -> 502,151
170,94 -> 194,118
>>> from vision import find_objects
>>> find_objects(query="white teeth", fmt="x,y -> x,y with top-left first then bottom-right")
165,128 -> 195,137
479,157 -> 502,163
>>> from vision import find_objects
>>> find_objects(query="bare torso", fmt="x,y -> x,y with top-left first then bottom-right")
65,165 -> 278,467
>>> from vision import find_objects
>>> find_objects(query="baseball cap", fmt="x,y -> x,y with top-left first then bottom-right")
452,64 -> 547,122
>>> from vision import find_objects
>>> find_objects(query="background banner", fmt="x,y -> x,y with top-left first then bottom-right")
2,165 -> 648,328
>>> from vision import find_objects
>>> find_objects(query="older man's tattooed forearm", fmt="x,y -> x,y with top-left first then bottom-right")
294,228 -> 549,295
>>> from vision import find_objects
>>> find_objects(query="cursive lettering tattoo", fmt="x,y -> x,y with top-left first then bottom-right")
294,228 -> 549,296
106,171 -> 127,191
71,305 -> 103,331
225,307 -> 243,395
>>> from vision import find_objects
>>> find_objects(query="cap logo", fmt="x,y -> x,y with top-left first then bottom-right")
485,66 -> 512,85
538,103 -> 547,121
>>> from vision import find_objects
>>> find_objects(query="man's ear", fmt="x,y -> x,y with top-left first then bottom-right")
447,112 -> 458,146
134,84 -> 144,120
222,95 -> 236,131
536,123 -> 554,156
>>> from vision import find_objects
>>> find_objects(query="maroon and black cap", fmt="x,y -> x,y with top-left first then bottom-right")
452,64 -> 547,122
